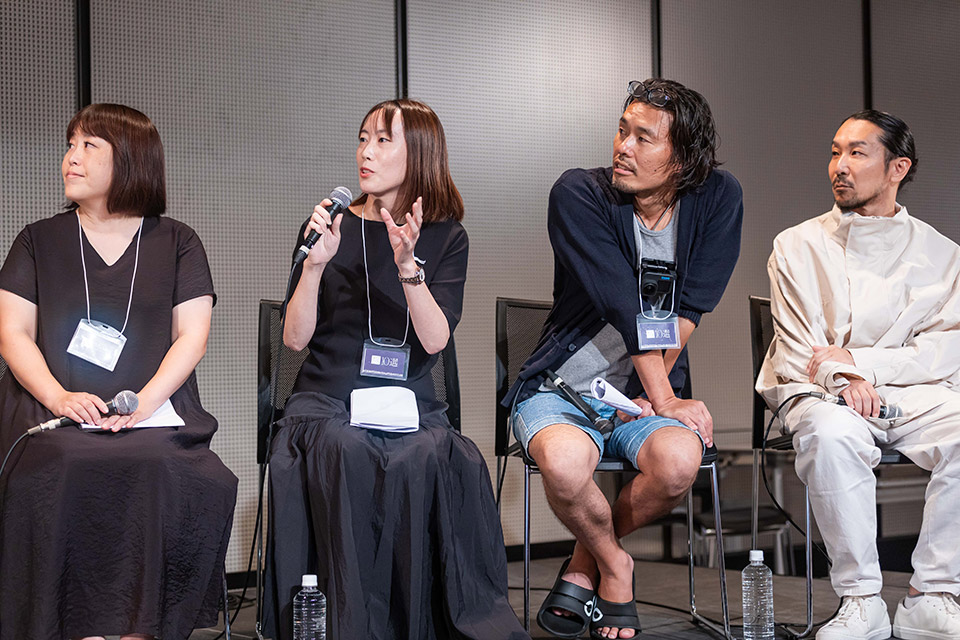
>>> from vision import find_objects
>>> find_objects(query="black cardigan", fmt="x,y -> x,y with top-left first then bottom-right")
504,166 -> 743,406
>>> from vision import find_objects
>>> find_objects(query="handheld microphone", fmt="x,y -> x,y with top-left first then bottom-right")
543,369 -> 615,438
27,390 -> 139,436
293,186 -> 354,266
821,392 -> 902,419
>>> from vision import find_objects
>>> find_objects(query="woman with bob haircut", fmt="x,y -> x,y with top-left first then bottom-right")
0,103 -> 237,640
263,99 -> 528,640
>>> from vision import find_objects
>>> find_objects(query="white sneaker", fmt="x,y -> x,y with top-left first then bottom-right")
817,595 -> 892,640
893,593 -> 960,640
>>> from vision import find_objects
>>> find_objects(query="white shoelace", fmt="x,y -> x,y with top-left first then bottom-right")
829,597 -> 871,625
933,593 -> 960,617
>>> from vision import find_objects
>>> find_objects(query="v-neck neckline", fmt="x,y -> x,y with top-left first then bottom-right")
79,220 -> 143,268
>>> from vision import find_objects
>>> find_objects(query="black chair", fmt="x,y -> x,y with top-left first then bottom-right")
494,297 -> 732,639
254,298 -> 463,631
748,295 -> 913,639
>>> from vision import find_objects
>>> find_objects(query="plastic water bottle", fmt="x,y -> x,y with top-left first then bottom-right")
742,549 -> 774,640
293,574 -> 326,640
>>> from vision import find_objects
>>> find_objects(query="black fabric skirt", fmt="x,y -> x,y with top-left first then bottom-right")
0,392 -> 238,640
263,391 -> 529,640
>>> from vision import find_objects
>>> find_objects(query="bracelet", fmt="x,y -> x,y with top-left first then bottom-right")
398,268 -> 425,285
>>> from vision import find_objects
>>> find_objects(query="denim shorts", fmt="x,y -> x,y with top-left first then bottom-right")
512,390 -> 703,469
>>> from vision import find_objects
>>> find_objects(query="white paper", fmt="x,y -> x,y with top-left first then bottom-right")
81,398 -> 184,430
590,377 -> 645,417
350,386 -> 420,433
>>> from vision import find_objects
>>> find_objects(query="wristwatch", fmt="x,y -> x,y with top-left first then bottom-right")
398,268 -> 425,285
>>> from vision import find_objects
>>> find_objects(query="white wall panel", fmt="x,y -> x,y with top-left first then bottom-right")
1,0 -> 76,256
407,0 -> 653,547
90,0 -> 395,571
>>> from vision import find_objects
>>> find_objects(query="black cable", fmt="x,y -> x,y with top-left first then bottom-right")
761,392 -> 843,629
0,432 -> 29,501
760,392 -> 833,566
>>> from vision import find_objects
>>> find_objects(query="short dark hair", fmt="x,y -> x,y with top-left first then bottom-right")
623,78 -> 720,197
356,99 -> 464,223
66,103 -> 166,217
845,109 -> 918,188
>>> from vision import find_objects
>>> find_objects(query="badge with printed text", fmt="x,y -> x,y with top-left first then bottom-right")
67,318 -> 127,371
637,312 -> 681,350
360,338 -> 411,380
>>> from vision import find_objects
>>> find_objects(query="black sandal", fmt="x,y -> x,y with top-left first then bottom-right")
536,557 -> 596,638
589,576 -> 641,639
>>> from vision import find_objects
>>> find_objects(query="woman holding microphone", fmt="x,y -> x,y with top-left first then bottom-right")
265,99 -> 526,640
0,104 -> 237,640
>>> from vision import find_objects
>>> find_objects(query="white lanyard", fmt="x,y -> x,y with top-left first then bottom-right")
360,201 -> 410,347
77,213 -> 142,335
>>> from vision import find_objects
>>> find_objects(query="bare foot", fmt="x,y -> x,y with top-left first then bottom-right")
595,551 -> 636,639
552,546 -> 597,618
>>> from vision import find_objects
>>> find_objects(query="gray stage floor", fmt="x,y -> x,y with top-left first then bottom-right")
186,558 -> 913,639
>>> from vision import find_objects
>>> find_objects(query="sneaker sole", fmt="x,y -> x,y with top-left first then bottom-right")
893,624 -> 959,640
818,623 -> 891,640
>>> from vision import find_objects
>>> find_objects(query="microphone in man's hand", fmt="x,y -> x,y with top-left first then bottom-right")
823,393 -> 902,419
293,186 -> 354,266
27,390 -> 139,436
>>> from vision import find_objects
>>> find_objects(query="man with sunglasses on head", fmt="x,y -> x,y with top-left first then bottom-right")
758,110 -> 960,640
503,78 -> 742,640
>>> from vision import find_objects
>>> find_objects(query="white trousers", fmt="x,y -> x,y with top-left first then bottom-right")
789,395 -> 960,597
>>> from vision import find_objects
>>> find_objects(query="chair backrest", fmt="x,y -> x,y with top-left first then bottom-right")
749,295 -> 775,449
257,298 -> 462,462
495,297 -> 552,457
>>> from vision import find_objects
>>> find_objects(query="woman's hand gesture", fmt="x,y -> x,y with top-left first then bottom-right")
380,196 -> 423,276
302,199 -> 344,267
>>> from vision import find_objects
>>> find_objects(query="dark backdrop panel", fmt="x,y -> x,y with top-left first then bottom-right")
661,0 -> 863,447
872,0 -> 960,244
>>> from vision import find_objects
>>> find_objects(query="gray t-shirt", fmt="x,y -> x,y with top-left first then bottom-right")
542,202 -> 679,396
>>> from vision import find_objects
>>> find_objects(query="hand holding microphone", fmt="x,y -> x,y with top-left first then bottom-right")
28,390 -> 139,435
294,187 -> 353,267
814,379 -> 902,419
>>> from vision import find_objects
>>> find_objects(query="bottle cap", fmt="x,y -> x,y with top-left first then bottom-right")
749,549 -> 764,562
301,574 -> 318,587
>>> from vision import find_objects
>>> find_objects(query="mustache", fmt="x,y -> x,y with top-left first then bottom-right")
833,178 -> 853,188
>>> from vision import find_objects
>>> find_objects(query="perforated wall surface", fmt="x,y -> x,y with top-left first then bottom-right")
1,0 -> 76,256
872,0 -> 960,244
661,0 -> 863,448
90,0 -> 394,571
407,0 -> 653,547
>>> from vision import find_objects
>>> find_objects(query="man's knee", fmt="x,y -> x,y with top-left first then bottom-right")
528,424 -> 599,502
636,427 -> 702,499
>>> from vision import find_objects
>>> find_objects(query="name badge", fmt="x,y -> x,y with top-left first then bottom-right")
360,338 -> 411,380
67,318 -> 127,371
637,312 -> 681,350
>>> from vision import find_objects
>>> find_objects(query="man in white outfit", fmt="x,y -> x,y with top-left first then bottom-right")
758,110 -> 960,640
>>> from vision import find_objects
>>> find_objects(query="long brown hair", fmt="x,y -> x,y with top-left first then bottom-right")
357,99 -> 464,223
66,103 -> 166,217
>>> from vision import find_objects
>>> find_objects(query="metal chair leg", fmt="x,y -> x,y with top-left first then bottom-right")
751,448 -> 760,550
222,565 -> 232,640
524,462 -> 531,632
783,485 -> 814,639
689,462 -> 734,640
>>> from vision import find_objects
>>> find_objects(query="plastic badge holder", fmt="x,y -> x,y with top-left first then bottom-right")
67,318 -> 127,371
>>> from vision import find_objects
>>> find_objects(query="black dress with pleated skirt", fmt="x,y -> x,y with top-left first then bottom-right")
0,212 -> 238,640
262,213 -> 528,640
